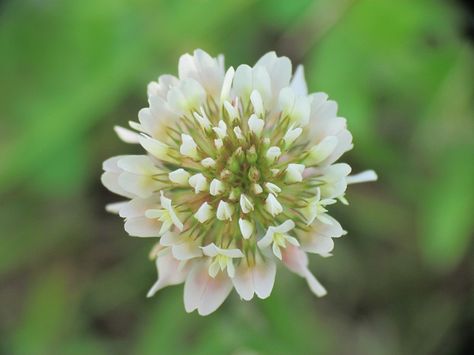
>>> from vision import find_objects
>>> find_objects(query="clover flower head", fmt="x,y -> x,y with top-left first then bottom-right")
102,49 -> 377,315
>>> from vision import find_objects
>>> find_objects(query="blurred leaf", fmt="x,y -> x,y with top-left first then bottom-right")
6,268 -> 75,354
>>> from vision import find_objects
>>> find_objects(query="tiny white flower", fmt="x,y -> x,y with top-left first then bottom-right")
266,146 -> 281,162
180,134 -> 199,160
258,220 -> 299,259
216,200 -> 234,221
194,202 -> 213,223
265,193 -> 283,216
193,108 -> 212,130
145,192 -> 184,235
252,183 -> 263,195
238,218 -> 254,239
201,157 -> 216,168
139,135 -> 172,162
210,179 -> 226,196
248,114 -> 264,137
283,125 -> 303,148
300,188 -> 337,225
265,182 -> 281,195
169,168 -> 191,185
239,193 -> 254,213
233,126 -> 244,140
202,243 -> 244,278
285,163 -> 305,183
214,138 -> 223,150
213,120 -> 228,139
188,173 -> 208,193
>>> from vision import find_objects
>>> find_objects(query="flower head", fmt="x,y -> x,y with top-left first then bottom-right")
102,49 -> 377,315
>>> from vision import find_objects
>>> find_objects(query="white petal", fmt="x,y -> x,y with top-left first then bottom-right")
346,170 -> 378,184
216,200 -> 234,221
169,168 -> 191,185
139,135 -> 171,162
253,259 -> 276,299
307,136 -> 339,165
101,172 -> 133,198
188,173 -> 208,193
201,157 -> 216,168
172,242 -> 203,260
118,172 -> 159,198
239,194 -> 254,214
210,179 -> 225,196
283,125 -> 303,147
264,182 -> 281,195
220,67 -> 235,103
248,114 -> 264,137
238,218 -> 254,239
250,90 -> 264,117
304,269 -> 327,297
285,163 -> 305,183
184,262 -> 233,316
232,262 -> 255,301
201,243 -> 220,257
114,126 -> 141,144
105,201 -> 128,214
147,252 -> 188,297
232,64 -> 253,100
265,193 -> 283,216
266,146 -> 281,162
290,65 -> 308,96
117,155 -> 159,175
180,134 -> 199,160
194,202 -> 213,223
224,101 -> 239,122
124,216 -> 161,237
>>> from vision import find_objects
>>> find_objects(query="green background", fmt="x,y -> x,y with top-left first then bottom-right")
1,0 -> 473,354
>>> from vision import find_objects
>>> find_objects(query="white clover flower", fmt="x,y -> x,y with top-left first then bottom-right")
102,49 -> 377,315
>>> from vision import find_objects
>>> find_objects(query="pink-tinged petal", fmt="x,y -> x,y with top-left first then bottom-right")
303,269 -> 327,297
147,252 -> 188,297
281,244 -> 308,277
119,197 -> 159,218
282,245 -> 327,298
124,216 -> 161,237
184,262 -> 233,316
253,260 -> 276,299
232,263 -> 255,301
313,217 -> 345,238
159,232 -> 181,246
301,234 -> 334,256
101,172 -> 134,198
118,172 -> 160,199
103,156 -> 127,172
233,259 -> 276,300
172,242 -> 203,260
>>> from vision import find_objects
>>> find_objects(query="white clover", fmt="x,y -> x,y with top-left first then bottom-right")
102,49 -> 377,316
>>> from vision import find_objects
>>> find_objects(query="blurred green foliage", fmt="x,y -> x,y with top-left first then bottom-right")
1,0 -> 473,354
